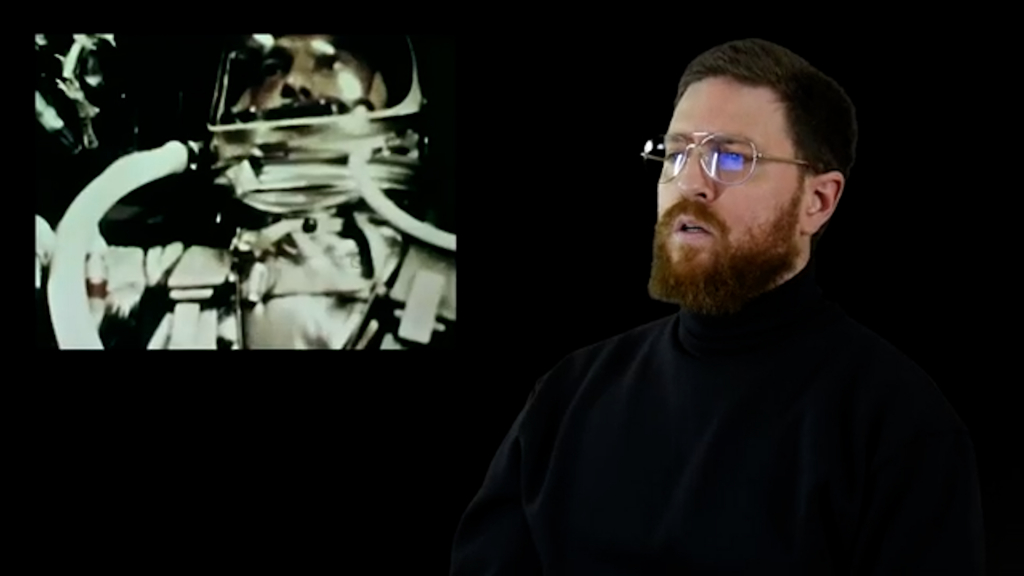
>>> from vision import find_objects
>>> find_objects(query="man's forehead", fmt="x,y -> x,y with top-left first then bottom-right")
668,79 -> 789,148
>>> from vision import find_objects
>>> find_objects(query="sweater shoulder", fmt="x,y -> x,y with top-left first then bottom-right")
826,309 -> 970,463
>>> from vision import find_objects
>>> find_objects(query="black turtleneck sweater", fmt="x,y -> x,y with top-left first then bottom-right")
451,257 -> 986,575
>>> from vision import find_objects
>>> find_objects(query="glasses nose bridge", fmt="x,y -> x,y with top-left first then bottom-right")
674,140 -> 715,183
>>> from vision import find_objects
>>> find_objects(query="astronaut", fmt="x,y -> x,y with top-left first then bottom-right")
42,34 -> 455,349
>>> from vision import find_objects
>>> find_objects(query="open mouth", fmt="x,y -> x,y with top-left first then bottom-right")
674,217 -> 713,236
227,98 -> 375,123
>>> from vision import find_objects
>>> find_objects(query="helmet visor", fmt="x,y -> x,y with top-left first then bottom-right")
209,34 -> 417,126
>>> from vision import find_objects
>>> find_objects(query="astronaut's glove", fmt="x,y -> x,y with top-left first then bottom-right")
84,241 -> 185,325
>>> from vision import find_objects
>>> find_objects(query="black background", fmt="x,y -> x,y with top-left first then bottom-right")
30,32 -> 1021,573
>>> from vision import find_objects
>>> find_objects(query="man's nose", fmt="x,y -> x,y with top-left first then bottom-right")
671,148 -> 716,200
280,70 -> 314,102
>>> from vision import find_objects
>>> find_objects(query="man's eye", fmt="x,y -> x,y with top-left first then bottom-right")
717,152 -> 748,171
261,59 -> 287,75
711,145 -> 748,158
315,55 -> 337,70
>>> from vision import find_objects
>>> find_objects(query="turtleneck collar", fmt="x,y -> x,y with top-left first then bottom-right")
676,255 -> 830,358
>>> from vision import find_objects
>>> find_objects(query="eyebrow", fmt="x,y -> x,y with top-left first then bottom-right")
263,46 -> 292,62
665,131 -> 756,144
310,39 -> 336,57
251,34 -> 275,50
667,130 -> 734,138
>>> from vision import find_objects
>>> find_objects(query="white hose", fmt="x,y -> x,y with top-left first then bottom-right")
349,149 -> 456,252
47,142 -> 191,349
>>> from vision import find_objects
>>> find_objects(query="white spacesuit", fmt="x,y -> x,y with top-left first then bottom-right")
42,34 -> 455,349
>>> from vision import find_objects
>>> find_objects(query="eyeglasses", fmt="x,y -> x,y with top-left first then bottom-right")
641,133 -> 810,186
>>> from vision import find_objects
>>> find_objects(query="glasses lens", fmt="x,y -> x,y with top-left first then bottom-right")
701,135 -> 754,184
643,136 -> 686,183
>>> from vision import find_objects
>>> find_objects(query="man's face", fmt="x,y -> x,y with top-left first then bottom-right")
649,77 -> 815,316
233,35 -> 388,113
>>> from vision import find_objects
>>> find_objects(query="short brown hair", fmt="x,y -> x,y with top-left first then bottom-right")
675,39 -> 857,253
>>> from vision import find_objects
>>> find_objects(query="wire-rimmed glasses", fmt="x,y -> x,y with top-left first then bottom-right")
641,132 -> 810,186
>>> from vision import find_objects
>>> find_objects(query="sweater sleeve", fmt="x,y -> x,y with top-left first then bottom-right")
450,401 -> 543,576
851,430 -> 987,575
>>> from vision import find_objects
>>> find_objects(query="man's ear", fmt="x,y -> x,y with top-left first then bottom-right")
805,171 -> 844,236
368,71 -> 388,110
232,89 -> 253,113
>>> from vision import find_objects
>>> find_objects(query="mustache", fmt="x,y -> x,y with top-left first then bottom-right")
656,201 -> 716,235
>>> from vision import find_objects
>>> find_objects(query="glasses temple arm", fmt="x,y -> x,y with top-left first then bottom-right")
757,153 -> 811,166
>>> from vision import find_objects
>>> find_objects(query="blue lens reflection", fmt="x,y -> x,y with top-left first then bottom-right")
719,153 -> 745,172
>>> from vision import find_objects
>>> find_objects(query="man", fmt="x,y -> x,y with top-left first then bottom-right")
223,34 -> 402,348
450,39 -> 986,574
